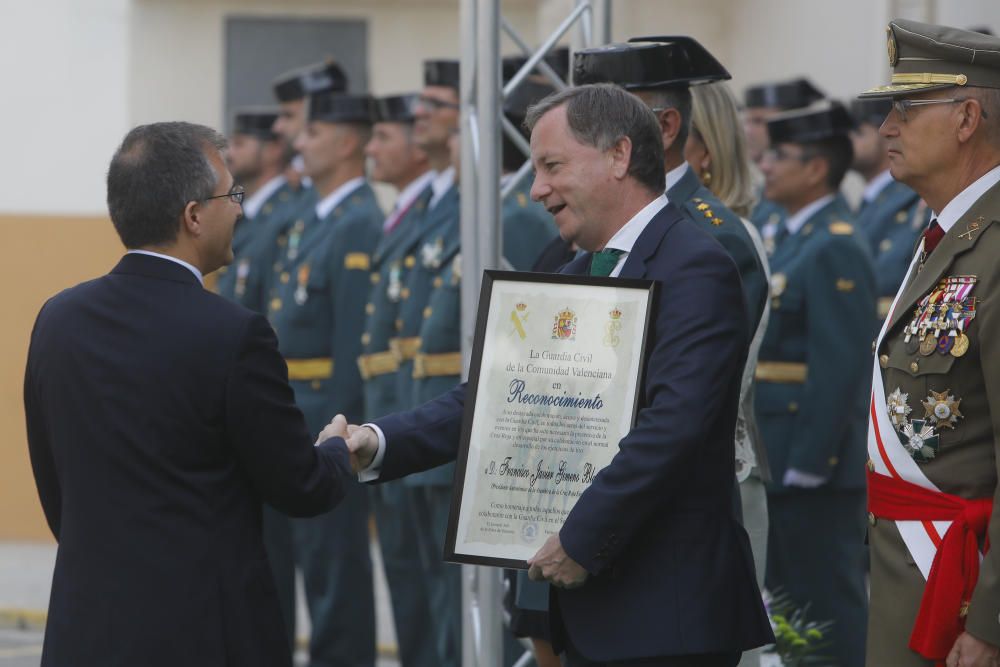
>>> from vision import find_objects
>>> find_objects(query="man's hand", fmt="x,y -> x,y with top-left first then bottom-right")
315,414 -> 349,446
947,632 -> 1000,667
527,534 -> 588,589
346,425 -> 379,474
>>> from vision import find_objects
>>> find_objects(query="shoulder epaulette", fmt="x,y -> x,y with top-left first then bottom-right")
829,221 -> 854,235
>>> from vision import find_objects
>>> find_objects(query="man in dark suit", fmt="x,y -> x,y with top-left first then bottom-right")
23,121 -> 354,667
336,84 -> 774,666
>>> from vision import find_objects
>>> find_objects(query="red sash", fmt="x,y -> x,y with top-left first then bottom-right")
868,469 -> 992,661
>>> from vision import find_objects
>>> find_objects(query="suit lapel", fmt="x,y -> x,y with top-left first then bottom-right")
887,184 -> 1000,333
618,205 -> 678,280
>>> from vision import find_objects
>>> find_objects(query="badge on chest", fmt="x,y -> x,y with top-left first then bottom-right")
902,275 -> 977,359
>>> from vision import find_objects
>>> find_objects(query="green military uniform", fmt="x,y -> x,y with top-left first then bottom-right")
858,19 -> 1000,666
268,176 -> 382,667
668,164 -> 769,336
216,181 -> 299,310
755,103 -> 876,667
358,160 -> 439,665
500,176 -> 558,271
757,194 -> 875,667
750,194 -> 787,253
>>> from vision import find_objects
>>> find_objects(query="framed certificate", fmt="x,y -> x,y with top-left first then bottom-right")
444,270 -> 658,568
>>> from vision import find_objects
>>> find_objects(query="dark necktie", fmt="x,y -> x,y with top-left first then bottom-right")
589,248 -> 625,277
923,219 -> 945,255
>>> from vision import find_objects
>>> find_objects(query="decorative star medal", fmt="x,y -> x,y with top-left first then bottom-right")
421,238 -> 444,269
921,389 -> 963,430
886,388 -> 912,428
900,419 -> 939,462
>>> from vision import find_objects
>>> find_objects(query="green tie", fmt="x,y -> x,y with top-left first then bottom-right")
589,248 -> 625,277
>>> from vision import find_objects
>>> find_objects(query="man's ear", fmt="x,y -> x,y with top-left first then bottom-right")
803,155 -> 829,189
182,200 -> 201,238
957,98 -> 986,144
609,135 -> 633,180
658,108 -> 683,151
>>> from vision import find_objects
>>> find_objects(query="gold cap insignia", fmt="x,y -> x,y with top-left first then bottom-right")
887,27 -> 898,67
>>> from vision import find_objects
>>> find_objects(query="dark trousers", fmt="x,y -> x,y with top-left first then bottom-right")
766,488 -> 868,667
561,640 -> 740,667
410,485 -> 462,667
295,481 -> 375,667
370,482 -> 440,667
262,504 -> 296,656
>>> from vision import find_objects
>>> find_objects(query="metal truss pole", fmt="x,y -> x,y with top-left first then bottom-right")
459,1 -> 610,664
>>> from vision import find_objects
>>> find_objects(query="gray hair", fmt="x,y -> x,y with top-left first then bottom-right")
968,87 -> 1000,145
107,122 -> 227,249
524,83 -> 665,193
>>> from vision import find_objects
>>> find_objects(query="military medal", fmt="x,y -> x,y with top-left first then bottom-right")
886,388 -> 912,428
288,219 -> 305,261
421,237 -> 444,269
951,332 -> 970,357
900,419 -> 939,462
235,258 -> 250,298
387,263 -> 403,302
295,263 -> 310,305
921,389 -> 962,430
918,334 -> 937,356
936,334 -> 953,355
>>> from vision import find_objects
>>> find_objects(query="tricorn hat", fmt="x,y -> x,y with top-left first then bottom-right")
767,100 -> 855,145
573,37 -> 730,89
273,59 -> 349,103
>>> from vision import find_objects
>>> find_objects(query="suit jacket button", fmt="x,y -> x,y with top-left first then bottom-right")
910,361 -> 919,373
788,402 -> 799,413
879,354 -> 889,369
867,459 -> 875,472
868,512 -> 877,527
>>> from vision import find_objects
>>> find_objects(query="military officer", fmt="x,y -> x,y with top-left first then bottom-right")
359,93 -> 438,667
391,59 -> 463,667
263,60 -> 351,310
849,97 -> 927,322
756,101 -> 876,667
742,78 -> 826,246
269,90 -> 383,667
500,58 -> 559,270
216,107 -> 297,311
213,106 -> 300,656
859,19 -> 1000,667
573,37 -> 768,372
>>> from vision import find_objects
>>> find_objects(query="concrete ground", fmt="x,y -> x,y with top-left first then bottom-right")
0,539 -> 401,667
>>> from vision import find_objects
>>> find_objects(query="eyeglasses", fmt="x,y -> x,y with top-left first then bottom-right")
891,97 -> 989,122
762,147 -> 815,163
201,184 -> 245,205
417,95 -> 460,112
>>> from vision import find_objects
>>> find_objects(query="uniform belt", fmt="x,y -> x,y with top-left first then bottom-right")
754,361 -> 807,384
389,336 -> 422,362
286,357 -> 333,381
877,296 -> 893,320
357,350 -> 399,379
413,352 -> 462,379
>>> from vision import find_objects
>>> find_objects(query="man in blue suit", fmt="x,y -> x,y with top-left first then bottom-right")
338,84 -> 774,666
23,121 -> 354,667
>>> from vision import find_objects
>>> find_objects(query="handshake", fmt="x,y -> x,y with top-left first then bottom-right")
315,414 -> 380,474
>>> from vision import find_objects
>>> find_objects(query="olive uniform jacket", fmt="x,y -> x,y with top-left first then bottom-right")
868,179 -> 1000,666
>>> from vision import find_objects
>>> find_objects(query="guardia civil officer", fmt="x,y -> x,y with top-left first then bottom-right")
572,37 -> 768,344
359,93 -> 438,667
743,78 -> 826,246
860,19 -> 1000,667
213,106 -> 301,655
390,59 -> 463,667
268,91 -> 383,667
756,101 -> 876,667
849,97 -> 927,322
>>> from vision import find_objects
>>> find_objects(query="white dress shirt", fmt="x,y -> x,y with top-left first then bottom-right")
861,169 -> 896,205
932,163 -> 1000,233
663,162 -> 689,195
384,170 -> 435,232
125,250 -> 204,286
428,167 -> 456,210
241,175 -> 287,220
315,176 -> 367,220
